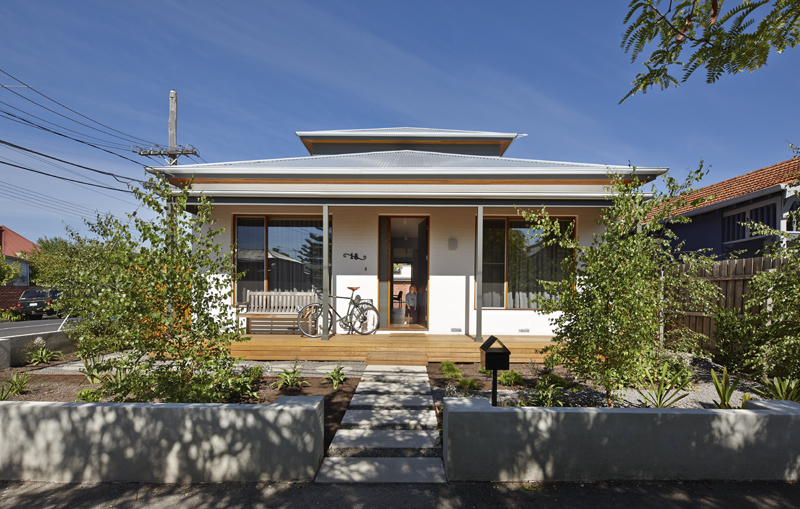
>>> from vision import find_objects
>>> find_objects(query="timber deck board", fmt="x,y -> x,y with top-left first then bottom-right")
229,334 -> 551,363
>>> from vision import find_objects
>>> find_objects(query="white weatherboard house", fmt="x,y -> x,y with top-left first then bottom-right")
152,128 -> 665,352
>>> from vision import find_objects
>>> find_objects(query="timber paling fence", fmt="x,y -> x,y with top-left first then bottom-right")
677,256 -> 786,344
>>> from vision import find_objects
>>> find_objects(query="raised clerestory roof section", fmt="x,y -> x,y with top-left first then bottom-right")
295,127 -> 526,156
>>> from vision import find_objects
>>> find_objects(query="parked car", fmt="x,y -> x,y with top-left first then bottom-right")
14,288 -> 59,320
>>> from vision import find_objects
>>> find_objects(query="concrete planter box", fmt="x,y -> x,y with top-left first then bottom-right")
0,397 -> 324,483
443,398 -> 800,482
0,331 -> 75,368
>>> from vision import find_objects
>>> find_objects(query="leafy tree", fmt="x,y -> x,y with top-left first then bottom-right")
622,0 -> 800,101
523,167 -> 719,405
0,260 -> 20,286
31,176 -> 260,402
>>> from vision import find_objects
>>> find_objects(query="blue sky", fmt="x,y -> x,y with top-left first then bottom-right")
1,1 -> 798,242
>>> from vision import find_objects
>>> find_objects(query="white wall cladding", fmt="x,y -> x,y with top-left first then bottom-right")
214,205 -> 605,336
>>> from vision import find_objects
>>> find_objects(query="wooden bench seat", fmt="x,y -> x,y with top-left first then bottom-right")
238,291 -> 317,334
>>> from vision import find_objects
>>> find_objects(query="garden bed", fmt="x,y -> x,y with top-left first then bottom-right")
428,359 -> 758,409
0,373 -> 358,449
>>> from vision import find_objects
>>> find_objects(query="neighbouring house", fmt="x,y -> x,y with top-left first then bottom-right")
0,225 -> 37,287
669,158 -> 800,257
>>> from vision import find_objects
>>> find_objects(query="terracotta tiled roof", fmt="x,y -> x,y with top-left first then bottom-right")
674,158 -> 800,216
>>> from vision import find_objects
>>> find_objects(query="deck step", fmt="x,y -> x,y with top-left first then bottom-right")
359,373 -> 430,383
349,394 -> 433,409
327,429 -> 440,457
341,409 -> 437,430
315,457 -> 445,483
355,381 -> 431,395
361,365 -> 428,373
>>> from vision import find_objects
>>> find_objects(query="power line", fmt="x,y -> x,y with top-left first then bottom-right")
0,109 -> 154,169
0,138 -> 145,183
0,99 -> 138,151
0,67 -> 159,146
0,187 -> 93,221
0,177 -> 98,216
0,157 -> 134,193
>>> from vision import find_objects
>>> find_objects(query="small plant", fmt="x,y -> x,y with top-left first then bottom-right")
77,388 -> 102,402
635,362 -> 690,408
457,377 -> 481,392
79,355 -> 105,384
498,370 -> 524,387
0,306 -> 23,322
270,362 -> 309,390
756,377 -> 800,403
440,361 -> 463,379
325,365 -> 347,390
520,382 -> 565,407
7,373 -> 31,395
0,382 -> 15,400
539,371 -> 570,388
479,367 -> 492,376
712,367 -> 740,409
27,338 -> 62,366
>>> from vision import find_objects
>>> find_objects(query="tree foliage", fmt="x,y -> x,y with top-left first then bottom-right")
720,186 -> 800,378
622,0 -> 800,101
31,176 -> 259,402
523,167 -> 719,404
0,260 -> 20,286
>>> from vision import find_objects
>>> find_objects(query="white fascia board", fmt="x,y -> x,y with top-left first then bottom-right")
682,185 -> 788,217
184,189 -> 631,199
294,128 -> 525,138
153,166 -> 666,178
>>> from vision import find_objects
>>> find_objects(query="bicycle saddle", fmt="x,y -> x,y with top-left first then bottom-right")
347,286 -> 360,291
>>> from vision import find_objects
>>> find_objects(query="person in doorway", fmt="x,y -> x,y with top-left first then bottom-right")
405,284 -> 418,325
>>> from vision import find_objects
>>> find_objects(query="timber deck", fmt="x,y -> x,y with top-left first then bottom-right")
230,334 -> 552,365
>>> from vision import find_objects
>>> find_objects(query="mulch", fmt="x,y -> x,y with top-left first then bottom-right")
427,362 -> 543,391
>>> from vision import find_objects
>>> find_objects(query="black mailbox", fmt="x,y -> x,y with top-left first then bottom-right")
480,335 -> 510,371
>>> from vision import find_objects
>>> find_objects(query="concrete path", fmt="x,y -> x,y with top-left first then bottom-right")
316,365 -> 445,483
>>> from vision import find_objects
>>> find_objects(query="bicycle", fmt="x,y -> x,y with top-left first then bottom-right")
297,286 -> 379,337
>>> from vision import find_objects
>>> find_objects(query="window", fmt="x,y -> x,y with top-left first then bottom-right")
722,200 -> 778,244
479,217 -> 574,309
235,217 -> 266,302
235,216 -> 331,303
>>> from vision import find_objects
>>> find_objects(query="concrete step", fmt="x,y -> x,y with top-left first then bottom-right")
328,429 -> 440,457
316,457 -> 446,483
341,409 -> 438,430
355,381 -> 431,395
349,394 -> 433,409
362,365 -> 428,373
359,373 -> 430,383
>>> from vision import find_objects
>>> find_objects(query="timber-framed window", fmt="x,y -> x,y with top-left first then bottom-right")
479,217 -> 575,310
234,215 -> 331,304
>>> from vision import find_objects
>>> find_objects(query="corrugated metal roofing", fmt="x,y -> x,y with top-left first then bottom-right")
295,127 -> 525,138
154,150 -> 660,172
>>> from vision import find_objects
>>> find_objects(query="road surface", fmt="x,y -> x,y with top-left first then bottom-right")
0,317 -> 71,338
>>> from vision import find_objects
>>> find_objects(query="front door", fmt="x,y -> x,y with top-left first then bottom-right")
378,216 -> 429,329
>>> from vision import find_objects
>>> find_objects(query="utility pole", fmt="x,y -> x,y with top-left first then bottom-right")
136,90 -> 198,165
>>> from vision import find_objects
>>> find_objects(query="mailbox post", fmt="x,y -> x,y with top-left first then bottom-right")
480,335 -> 510,406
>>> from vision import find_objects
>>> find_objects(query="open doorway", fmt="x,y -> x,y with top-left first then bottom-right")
378,216 -> 429,329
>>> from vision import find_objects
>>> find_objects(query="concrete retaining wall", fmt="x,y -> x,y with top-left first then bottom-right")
443,398 -> 800,482
0,331 -> 75,368
0,397 -> 324,483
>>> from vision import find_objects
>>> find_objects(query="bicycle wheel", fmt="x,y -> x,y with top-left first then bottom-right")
350,302 -> 379,335
297,303 -> 334,338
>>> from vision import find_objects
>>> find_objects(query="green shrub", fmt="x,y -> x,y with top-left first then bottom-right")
539,371 -> 570,388
0,307 -> 23,322
27,339 -> 62,366
440,361 -> 463,379
714,308 -> 761,374
0,382 -> 15,400
756,377 -> 800,402
478,367 -> 492,376
271,362 -> 309,390
457,377 -> 481,392
77,388 -> 102,402
498,370 -> 524,387
635,362 -> 690,408
325,365 -> 347,390
520,382 -> 565,407
7,373 -> 30,395
711,367 -> 751,409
